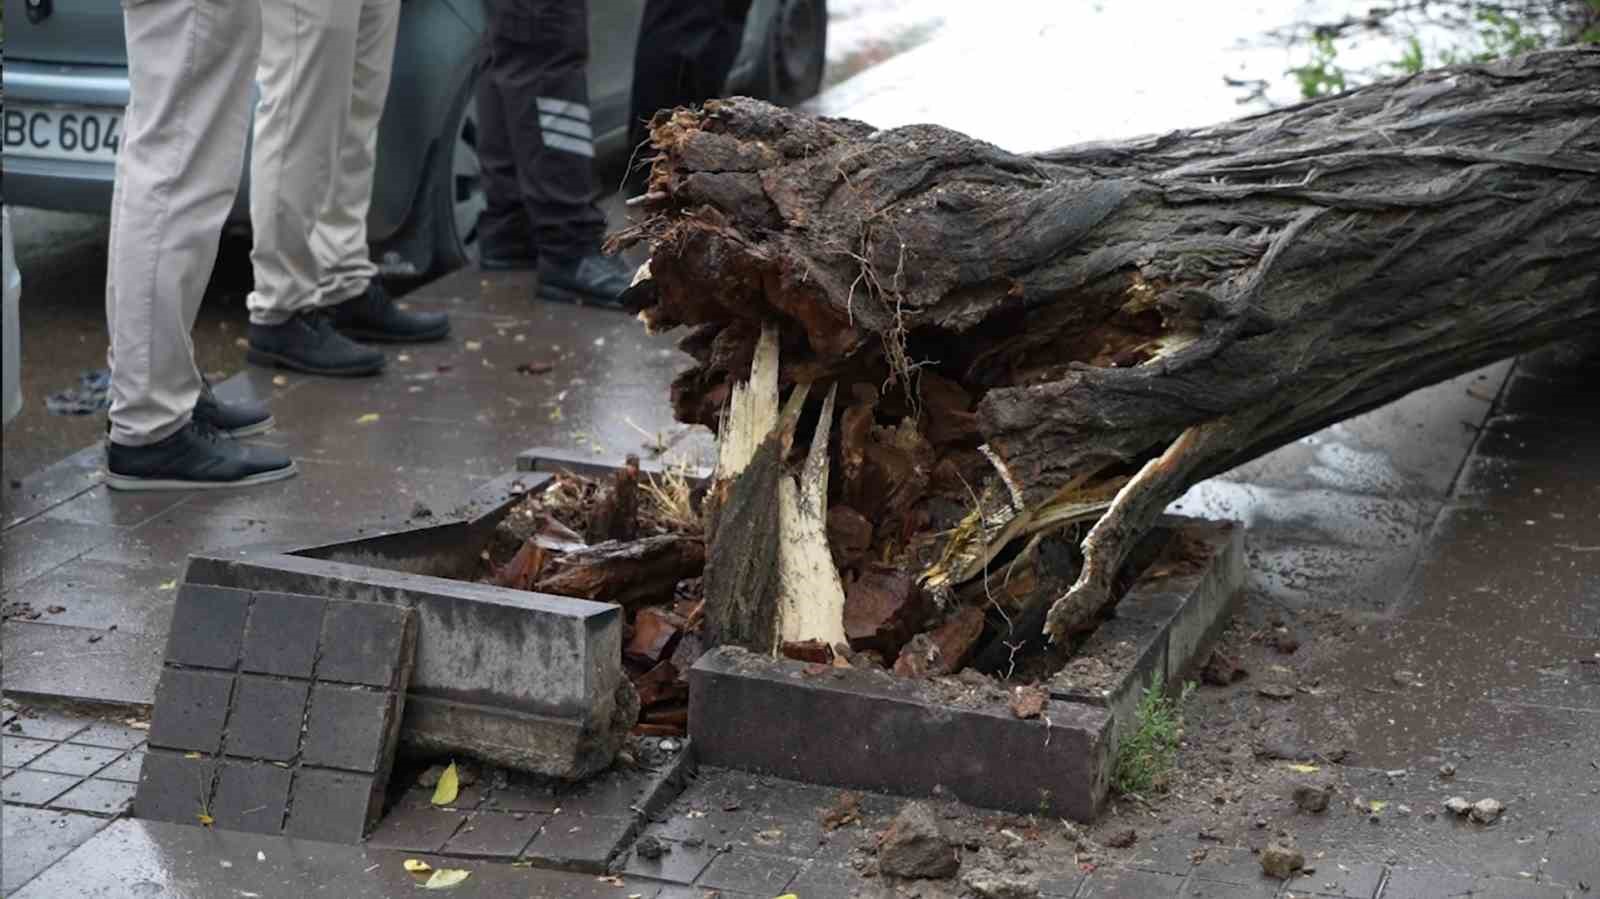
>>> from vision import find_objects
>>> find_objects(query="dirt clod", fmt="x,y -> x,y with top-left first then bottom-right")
1444,796 -> 1472,816
1008,685 -> 1049,720
1201,650 -> 1248,686
635,835 -> 669,860
878,802 -> 960,880
1292,782 -> 1333,813
1257,683 -> 1295,701
1470,798 -> 1505,824
961,868 -> 1041,899
1260,841 -> 1305,879
1104,828 -> 1137,848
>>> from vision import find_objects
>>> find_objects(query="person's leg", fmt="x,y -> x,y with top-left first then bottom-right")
626,0 -> 752,191
476,5 -> 538,270
245,0 -> 385,375
107,0 -> 258,446
105,0 -> 294,489
315,0 -> 449,342
485,0 -> 605,261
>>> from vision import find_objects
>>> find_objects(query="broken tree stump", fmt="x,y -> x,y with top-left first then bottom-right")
615,48 -> 1600,645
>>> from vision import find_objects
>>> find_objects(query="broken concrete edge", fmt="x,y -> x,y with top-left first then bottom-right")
518,446 -> 713,483
179,469 -> 634,780
593,740 -> 702,875
690,646 -> 1112,821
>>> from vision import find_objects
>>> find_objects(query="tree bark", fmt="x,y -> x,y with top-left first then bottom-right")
613,48 -> 1600,645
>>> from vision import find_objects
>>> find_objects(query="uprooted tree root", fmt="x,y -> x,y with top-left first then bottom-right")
611,48 -> 1600,652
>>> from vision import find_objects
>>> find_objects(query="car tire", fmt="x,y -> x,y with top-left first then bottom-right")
424,66 -> 487,273
751,0 -> 827,106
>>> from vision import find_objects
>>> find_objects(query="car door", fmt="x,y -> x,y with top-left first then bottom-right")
1,0 -> 128,67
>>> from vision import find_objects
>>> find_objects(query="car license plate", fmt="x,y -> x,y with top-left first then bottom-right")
3,104 -> 123,163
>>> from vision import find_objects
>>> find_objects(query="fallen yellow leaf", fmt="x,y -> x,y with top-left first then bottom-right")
431,762 -> 459,806
421,868 -> 471,889
1370,800 -> 1388,812
403,859 -> 433,874
357,413 -> 380,424
1287,763 -> 1320,773
197,813 -> 214,826
183,752 -> 202,759
464,340 -> 482,351
272,375 -> 288,387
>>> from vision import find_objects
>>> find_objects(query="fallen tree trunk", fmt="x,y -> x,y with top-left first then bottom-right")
613,48 -> 1600,648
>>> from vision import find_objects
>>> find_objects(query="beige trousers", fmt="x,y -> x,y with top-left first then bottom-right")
247,0 -> 399,326
107,0 -> 261,446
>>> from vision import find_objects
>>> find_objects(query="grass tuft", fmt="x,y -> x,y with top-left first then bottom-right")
1113,675 -> 1194,796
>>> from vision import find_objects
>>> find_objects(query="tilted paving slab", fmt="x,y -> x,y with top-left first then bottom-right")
135,585 -> 415,843
182,472 -> 633,780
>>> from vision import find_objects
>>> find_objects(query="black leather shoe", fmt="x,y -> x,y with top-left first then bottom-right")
537,254 -> 632,308
106,421 -> 297,492
329,281 -> 450,343
247,311 -> 386,377
193,380 -> 273,438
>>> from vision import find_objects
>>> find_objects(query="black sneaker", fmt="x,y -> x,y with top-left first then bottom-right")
247,311 -> 386,377
194,380 -> 273,438
329,281 -> 450,343
106,421 -> 297,492
537,254 -> 633,308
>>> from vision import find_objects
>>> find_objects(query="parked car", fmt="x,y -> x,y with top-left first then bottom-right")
1,0 -> 827,275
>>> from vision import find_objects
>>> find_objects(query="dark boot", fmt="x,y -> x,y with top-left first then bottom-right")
247,311 -> 386,377
537,254 -> 633,308
193,379 -> 273,438
329,281 -> 450,343
106,421 -> 297,492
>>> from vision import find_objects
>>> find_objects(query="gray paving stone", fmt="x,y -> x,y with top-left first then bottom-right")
1,806 -> 108,895
1289,862 -> 1386,898
696,850 -> 802,895
284,767 -> 383,844
1542,829 -> 1599,888
365,803 -> 468,852
240,591 -> 325,678
1181,876 -> 1278,898
1380,866 -> 1476,898
1,622 -> 164,708
314,599 -> 412,687
622,836 -> 722,884
440,811 -> 546,859
2,769 -> 81,806
480,781 -> 559,814
301,684 -> 394,772
133,749 -> 215,826
50,778 -> 138,816
5,712 -> 90,742
1470,877 -> 1567,899
147,668 -> 234,754
165,584 -> 251,670
210,760 -> 292,835
25,743 -> 123,777
2,735 -> 57,767
96,751 -> 144,783
1080,866 -> 1186,898
68,721 -> 147,751
524,813 -> 636,872
224,677 -> 309,762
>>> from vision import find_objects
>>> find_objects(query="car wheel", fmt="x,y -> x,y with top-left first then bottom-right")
753,0 -> 827,106
428,70 -> 487,272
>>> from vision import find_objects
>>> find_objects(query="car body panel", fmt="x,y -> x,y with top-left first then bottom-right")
3,0 -> 799,259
